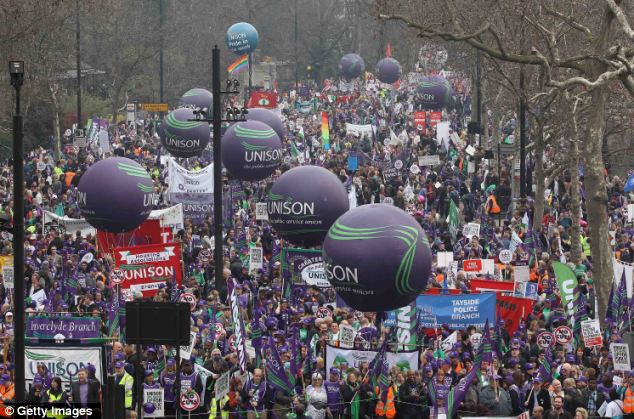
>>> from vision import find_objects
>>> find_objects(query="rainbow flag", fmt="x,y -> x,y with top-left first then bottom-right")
321,111 -> 330,150
227,54 -> 249,75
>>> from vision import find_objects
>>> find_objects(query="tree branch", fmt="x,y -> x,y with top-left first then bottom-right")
544,7 -> 593,39
604,0 -> 634,40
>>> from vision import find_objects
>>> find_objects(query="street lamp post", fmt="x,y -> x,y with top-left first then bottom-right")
9,60 -> 25,402
188,46 -> 245,298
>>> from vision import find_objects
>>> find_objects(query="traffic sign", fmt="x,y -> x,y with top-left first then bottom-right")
140,103 -> 169,112
554,326 -> 573,345
179,293 -> 196,310
214,322 -> 225,339
316,306 -> 333,319
179,390 -> 200,412
110,268 -> 125,285
537,331 -> 555,348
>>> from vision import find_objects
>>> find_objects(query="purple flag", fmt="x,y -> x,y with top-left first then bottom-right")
228,279 -> 249,374
265,339 -> 295,395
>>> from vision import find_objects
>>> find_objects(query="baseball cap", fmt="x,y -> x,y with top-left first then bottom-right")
329,367 -> 339,375
166,358 -> 176,366
115,361 -> 124,368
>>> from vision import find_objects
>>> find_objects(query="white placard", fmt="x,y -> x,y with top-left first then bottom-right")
437,252 -> 454,268
194,364 -> 214,403
249,247 -> 263,273
339,324 -> 356,349
499,250 -> 513,264
256,203 -> 268,221
611,342 -> 631,371
418,155 -> 441,166
214,370 -> 230,400
143,388 -> 165,417
514,265 -> 530,282
180,331 -> 197,360
394,160 -> 403,170
2,266 -> 14,290
465,145 -> 476,156
383,197 -> 394,205
31,289 -> 47,305
628,204 -> 634,223
581,318 -> 602,347
462,223 -> 481,238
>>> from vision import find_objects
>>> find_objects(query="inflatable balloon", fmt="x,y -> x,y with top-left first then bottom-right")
159,108 -> 210,158
225,22 -> 259,54
417,75 -> 453,109
322,204 -> 432,312
245,108 -> 285,139
267,166 -> 349,247
143,403 -> 156,414
375,58 -> 401,84
78,157 -> 155,233
339,53 -> 365,79
179,88 -> 213,112
221,120 -> 282,181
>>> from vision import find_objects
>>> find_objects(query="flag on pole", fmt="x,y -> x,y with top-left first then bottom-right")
447,200 -> 460,242
227,54 -> 249,75
321,111 -> 330,150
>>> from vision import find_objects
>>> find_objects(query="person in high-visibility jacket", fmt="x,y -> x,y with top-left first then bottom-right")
484,191 -> 501,215
209,394 -> 230,419
619,372 -> 634,414
581,235 -> 592,258
44,377 -> 68,419
115,361 -> 134,409
375,383 -> 397,418
0,374 -> 15,417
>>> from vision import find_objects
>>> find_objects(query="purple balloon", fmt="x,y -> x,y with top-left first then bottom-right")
245,108 -> 285,139
78,157 -> 155,233
179,88 -> 213,112
416,75 -> 453,109
159,108 -> 210,158
221,120 -> 282,181
322,204 -> 432,312
339,53 -> 365,79
375,58 -> 401,84
144,403 -> 156,414
267,166 -> 349,247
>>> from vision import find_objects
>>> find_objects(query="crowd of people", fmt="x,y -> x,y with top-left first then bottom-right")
1,68 -> 633,419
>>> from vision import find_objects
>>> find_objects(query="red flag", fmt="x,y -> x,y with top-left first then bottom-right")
386,43 -> 392,58
497,295 -> 534,335
247,91 -> 277,108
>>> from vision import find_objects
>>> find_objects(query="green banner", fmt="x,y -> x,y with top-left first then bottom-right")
553,261 -> 578,310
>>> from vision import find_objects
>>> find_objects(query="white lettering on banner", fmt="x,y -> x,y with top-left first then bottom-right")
118,247 -> 175,264
230,283 -> 248,373
326,265 -> 358,283
611,343 -> 631,371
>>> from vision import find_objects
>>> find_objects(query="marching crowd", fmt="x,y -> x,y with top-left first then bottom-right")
0,70 -> 633,419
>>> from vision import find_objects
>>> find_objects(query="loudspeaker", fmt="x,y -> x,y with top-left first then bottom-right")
467,122 -> 481,134
125,302 -> 191,345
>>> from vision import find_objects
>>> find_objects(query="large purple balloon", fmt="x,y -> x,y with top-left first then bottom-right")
375,58 -> 401,84
245,108 -> 285,139
339,53 -> 365,79
267,166 -> 349,247
221,120 -> 282,181
78,158 -> 155,233
143,403 -> 156,414
322,204 -> 432,312
179,88 -> 213,112
416,75 -> 453,109
159,108 -> 210,158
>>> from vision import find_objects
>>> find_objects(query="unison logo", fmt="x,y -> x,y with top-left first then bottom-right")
326,221 -> 429,296
267,192 -> 315,216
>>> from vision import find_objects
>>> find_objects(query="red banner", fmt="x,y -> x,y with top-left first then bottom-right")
114,242 -> 183,297
469,278 -> 515,293
414,111 -> 426,135
463,259 -> 483,272
97,219 -> 172,256
496,295 -> 533,335
247,91 -> 277,108
429,111 -> 442,129
424,288 -> 461,295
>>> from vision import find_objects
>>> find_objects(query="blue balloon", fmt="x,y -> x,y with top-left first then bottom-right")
226,22 -> 259,55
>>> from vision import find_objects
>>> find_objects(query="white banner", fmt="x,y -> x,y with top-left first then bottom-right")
149,204 -> 185,233
214,371 -> 230,400
345,123 -> 374,138
514,265 -> 530,282
194,364 -> 214,403
613,257 -> 634,299
167,157 -> 214,195
43,211 -> 97,237
25,346 -> 103,390
325,345 -> 419,380
143,388 -> 165,417
628,204 -> 634,223
418,155 -> 441,166
462,223 -> 481,238
437,252 -> 454,268
180,332 -> 197,361
611,342 -> 631,371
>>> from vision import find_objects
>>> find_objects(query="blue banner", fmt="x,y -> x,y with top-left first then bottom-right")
347,155 -> 358,171
414,293 -> 496,329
